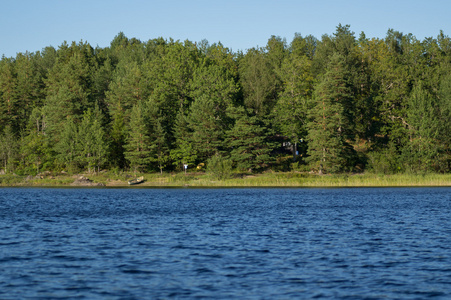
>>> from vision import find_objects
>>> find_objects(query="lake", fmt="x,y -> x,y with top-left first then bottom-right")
0,187 -> 450,299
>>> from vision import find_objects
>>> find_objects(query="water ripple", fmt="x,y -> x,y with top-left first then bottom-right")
0,187 -> 450,299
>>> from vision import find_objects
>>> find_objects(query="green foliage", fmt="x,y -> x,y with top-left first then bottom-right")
239,48 -> 278,115
399,82 -> 446,172
225,107 -> 276,172
306,53 -> 356,173
189,60 -> 238,107
0,175 -> 25,185
145,100 -> 170,173
0,28 -> 450,175
54,116 -> 79,169
78,107 -> 108,173
124,102 -> 154,173
20,132 -> 53,175
181,95 -> 228,162
170,140 -> 198,171
437,74 -> 451,150
207,154 -> 233,180
366,143 -> 401,174
0,126 -> 18,173
0,58 -> 17,132
105,60 -> 146,118
53,105 -> 108,173
273,51 -> 314,146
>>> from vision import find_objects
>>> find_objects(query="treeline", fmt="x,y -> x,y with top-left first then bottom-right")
1,25 -> 450,175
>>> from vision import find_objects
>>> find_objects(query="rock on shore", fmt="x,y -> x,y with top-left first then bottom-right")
71,176 -> 105,186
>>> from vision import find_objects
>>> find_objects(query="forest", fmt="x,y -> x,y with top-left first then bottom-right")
0,24 -> 450,176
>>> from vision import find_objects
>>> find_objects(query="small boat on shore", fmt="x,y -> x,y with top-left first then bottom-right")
128,176 -> 144,185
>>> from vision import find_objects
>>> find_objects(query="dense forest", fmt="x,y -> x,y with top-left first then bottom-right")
1,24 -> 450,176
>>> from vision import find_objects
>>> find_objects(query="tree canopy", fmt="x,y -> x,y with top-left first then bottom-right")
1,26 -> 450,175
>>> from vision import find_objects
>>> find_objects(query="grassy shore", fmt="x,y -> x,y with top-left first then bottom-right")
1,171 -> 450,187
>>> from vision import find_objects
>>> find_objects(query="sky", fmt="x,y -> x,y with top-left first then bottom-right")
1,0 -> 451,57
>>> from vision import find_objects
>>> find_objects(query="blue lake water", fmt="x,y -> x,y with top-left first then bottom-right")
0,187 -> 451,299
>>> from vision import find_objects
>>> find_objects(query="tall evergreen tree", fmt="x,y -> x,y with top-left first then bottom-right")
78,106 -> 108,173
273,44 -> 315,156
189,60 -> 239,109
0,126 -> 18,173
105,60 -> 146,119
437,74 -> 451,171
54,116 -> 79,171
142,39 -> 199,143
13,52 -> 45,131
124,102 -> 154,173
181,95 -> 228,162
145,99 -> 170,173
170,109 -> 198,170
42,43 -> 94,142
225,106 -> 275,172
20,108 -> 53,175
306,53 -> 356,173
0,58 -> 17,132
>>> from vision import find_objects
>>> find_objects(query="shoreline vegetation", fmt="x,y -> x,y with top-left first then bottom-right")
1,172 -> 450,188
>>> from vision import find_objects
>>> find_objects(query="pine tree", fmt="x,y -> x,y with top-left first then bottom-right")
54,116 -> 80,171
0,58 -> 17,132
151,117 -> 169,174
273,49 -> 314,158
438,74 -> 451,147
436,74 -> 451,172
105,60 -> 146,119
110,102 -> 126,168
78,106 -> 108,173
141,40 -> 199,143
0,126 -> 18,173
189,61 -> 238,109
90,111 -> 108,173
306,53 -> 356,173
13,52 -> 45,132
124,102 -> 154,173
42,45 -> 93,142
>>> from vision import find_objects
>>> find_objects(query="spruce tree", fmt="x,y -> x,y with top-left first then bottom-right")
147,100 -> 169,173
124,102 -> 154,173
170,110 -> 198,170
183,95 -> 227,162
225,106 -> 275,172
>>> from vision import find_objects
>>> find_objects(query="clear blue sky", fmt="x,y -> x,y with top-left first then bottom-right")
1,0 -> 450,57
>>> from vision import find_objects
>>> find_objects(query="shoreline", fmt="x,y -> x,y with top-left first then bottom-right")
1,172 -> 450,188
